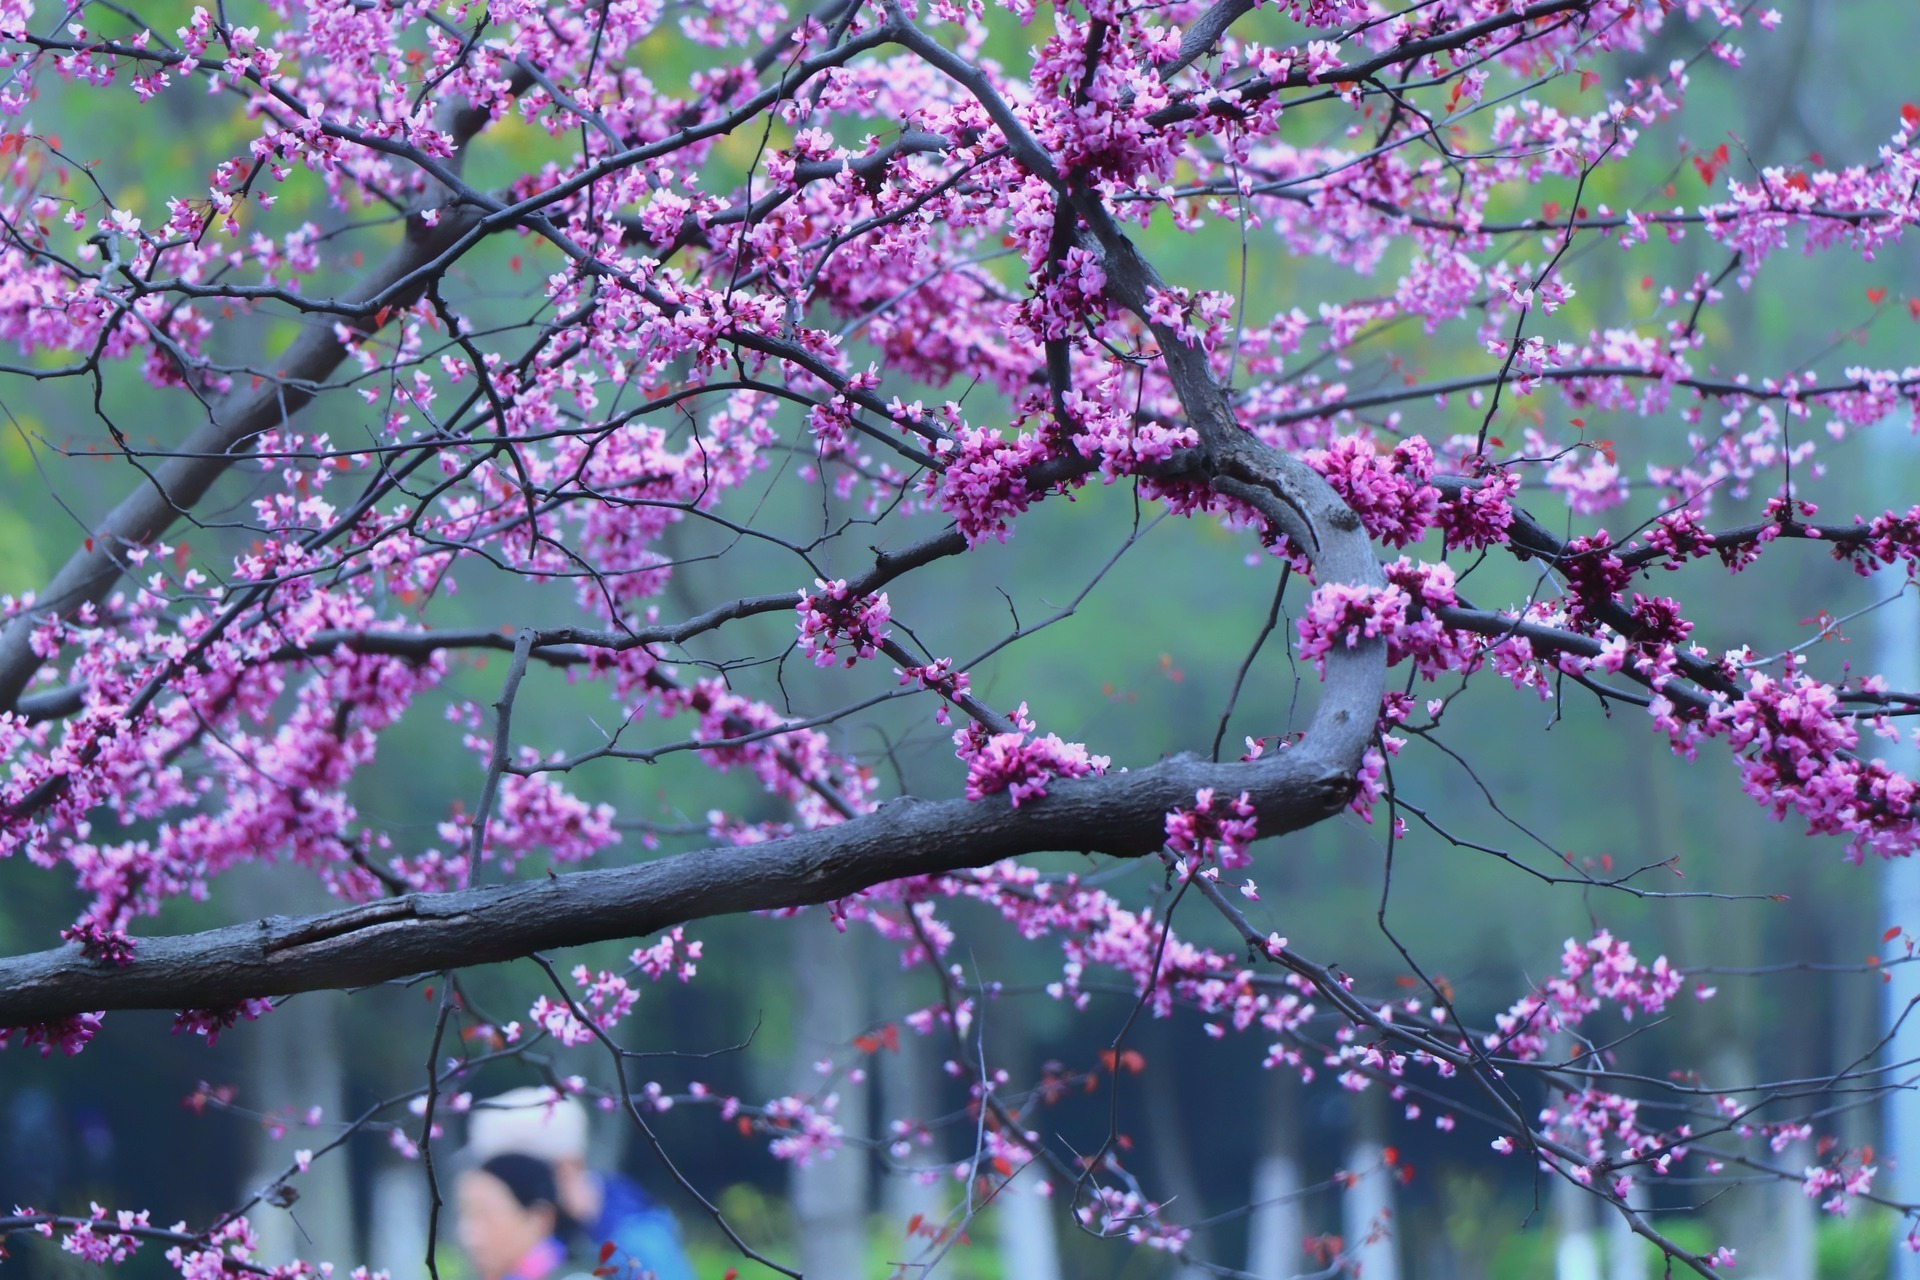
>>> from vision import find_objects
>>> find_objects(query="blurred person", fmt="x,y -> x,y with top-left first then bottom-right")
466,1089 -> 694,1280
455,1154 -> 578,1280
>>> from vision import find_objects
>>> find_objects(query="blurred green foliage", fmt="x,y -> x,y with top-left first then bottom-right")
1,3 -> 1918,1279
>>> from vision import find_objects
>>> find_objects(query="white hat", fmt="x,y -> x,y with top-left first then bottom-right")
465,1087 -> 591,1163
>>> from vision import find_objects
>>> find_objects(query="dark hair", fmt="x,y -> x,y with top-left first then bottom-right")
479,1153 -> 561,1214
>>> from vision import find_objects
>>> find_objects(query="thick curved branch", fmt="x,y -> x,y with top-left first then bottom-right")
0,5 -> 1400,1032
0,747 -> 1363,1025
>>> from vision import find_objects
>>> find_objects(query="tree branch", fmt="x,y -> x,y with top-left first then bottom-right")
0,77 -> 530,713
0,747 -> 1365,1025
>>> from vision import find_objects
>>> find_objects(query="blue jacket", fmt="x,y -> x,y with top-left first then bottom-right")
583,1172 -> 694,1280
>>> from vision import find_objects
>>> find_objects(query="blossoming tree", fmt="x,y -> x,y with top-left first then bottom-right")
0,0 -> 1917,1273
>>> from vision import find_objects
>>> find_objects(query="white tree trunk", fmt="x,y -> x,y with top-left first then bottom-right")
993,1178 -> 1063,1280
789,911 -> 871,1279
1340,1092 -> 1400,1280
877,972 -> 943,1235
1245,1151 -> 1304,1278
1877,443 -> 1920,1280
1604,1179 -> 1645,1280
1552,1171 -> 1601,1280
243,991 -> 355,1267
1246,1073 -> 1303,1279
1735,1140 -> 1815,1280
233,861 -> 354,1269
366,1162 -> 433,1277
1709,1050 -> 1817,1280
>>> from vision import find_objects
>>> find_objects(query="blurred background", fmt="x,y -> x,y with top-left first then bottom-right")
2,3 -> 1919,1278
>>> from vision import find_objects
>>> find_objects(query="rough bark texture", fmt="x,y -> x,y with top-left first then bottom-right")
0,743 -> 1369,1024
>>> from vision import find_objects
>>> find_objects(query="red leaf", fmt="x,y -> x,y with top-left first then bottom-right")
598,1242 -> 616,1264
1886,926 -> 1904,943
1904,103 -> 1920,129
1579,70 -> 1600,91
1868,288 -> 1888,305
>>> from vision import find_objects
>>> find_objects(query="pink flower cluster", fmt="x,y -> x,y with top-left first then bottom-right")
1709,670 -> 1920,862
171,999 -> 274,1047
1076,1185 -> 1190,1253
630,927 -> 702,983
0,1012 -> 104,1056
1488,930 -> 1685,1063
757,1093 -> 846,1167
56,1206 -> 150,1265
1296,582 -> 1408,676
956,723 -> 1110,808
1802,1154 -> 1878,1216
796,578 -> 893,669
1303,435 -> 1441,548
926,425 -> 1055,545
1164,788 -> 1258,871
162,1216 -> 259,1280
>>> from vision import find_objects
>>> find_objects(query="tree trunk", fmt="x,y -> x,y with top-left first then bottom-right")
985,1005 -> 1062,1280
1551,1168 -> 1601,1280
1339,1088 -> 1400,1280
1140,1020 -> 1210,1280
1872,424 -> 1920,1280
788,911 -> 871,1278
877,965 -> 942,1237
993,1180 -> 1063,1280
1245,1071 -> 1304,1279
232,865 -> 356,1269
1709,1049 -> 1814,1280
365,1161 -> 433,1277
242,990 -> 355,1267
1604,1178 -> 1647,1280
